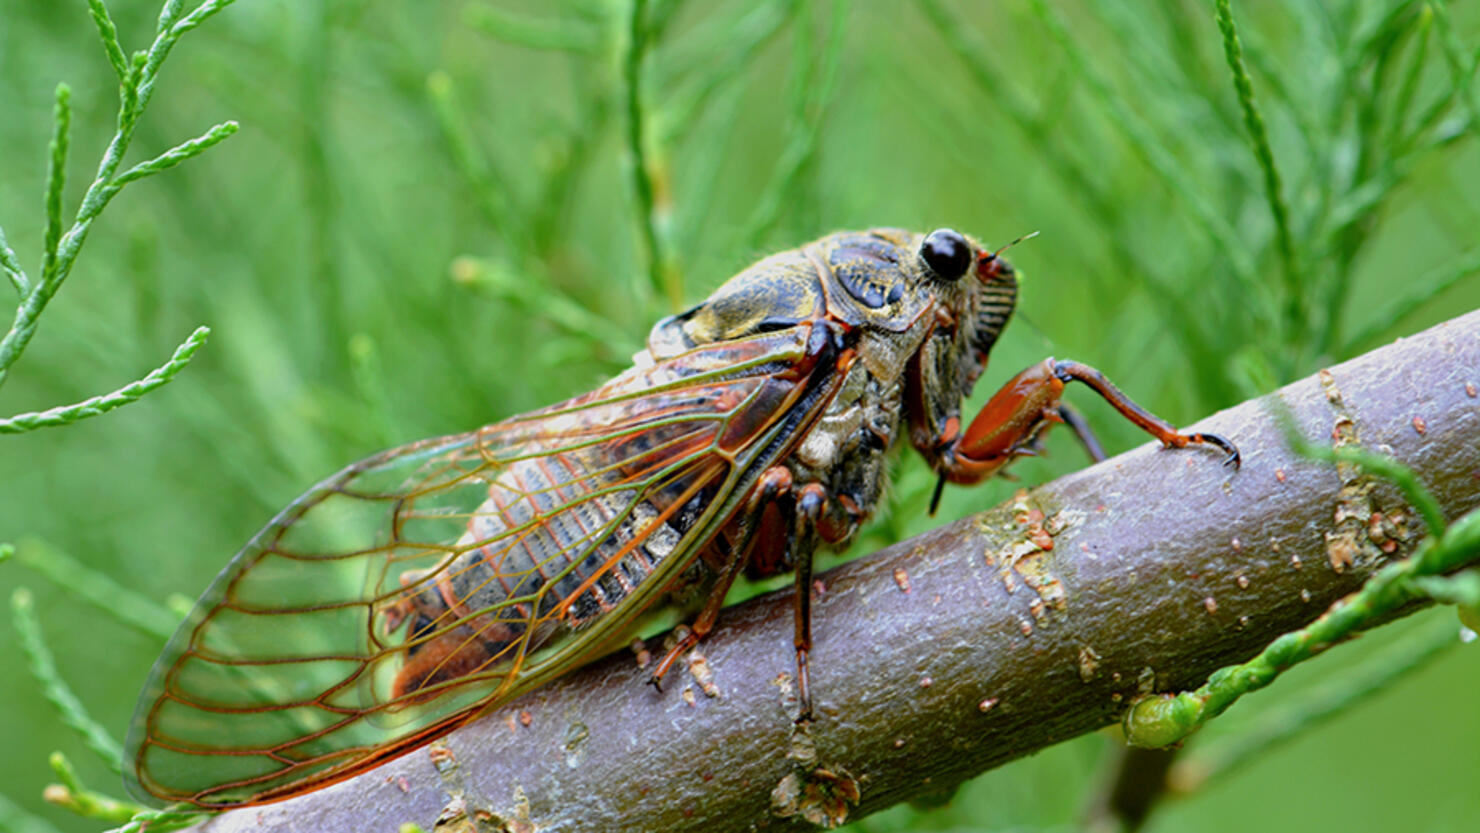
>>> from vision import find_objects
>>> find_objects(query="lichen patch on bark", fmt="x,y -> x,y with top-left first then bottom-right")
980,490 -> 1071,614
1318,368 -> 1417,574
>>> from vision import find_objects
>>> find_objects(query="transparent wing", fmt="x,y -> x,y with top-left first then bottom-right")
124,325 -> 836,807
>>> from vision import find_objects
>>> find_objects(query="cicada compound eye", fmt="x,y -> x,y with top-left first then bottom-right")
920,228 -> 973,282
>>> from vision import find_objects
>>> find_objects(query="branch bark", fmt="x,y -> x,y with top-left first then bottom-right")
196,310 -> 1480,833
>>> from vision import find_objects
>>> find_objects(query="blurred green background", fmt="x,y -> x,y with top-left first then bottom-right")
2,1 -> 1478,831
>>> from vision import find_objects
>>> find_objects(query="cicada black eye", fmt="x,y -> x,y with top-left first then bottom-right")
920,228 -> 973,282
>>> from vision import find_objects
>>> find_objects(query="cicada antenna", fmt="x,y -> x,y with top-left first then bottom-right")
985,230 -> 1053,350
991,229 -> 1040,260
978,230 -> 1041,282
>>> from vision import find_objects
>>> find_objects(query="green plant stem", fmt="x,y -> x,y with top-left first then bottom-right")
1170,612 -> 1464,792
99,809 -> 206,833
0,0 -> 237,391
743,0 -> 847,248
425,70 -> 520,256
1432,1 -> 1480,140
0,790 -> 65,833
43,753 -> 137,824
0,326 -> 209,434
1340,243 -> 1480,352
622,0 -> 678,310
86,0 -> 129,81
12,590 -> 125,773
1025,0 -> 1264,310
40,84 -> 71,291
1214,0 -> 1301,347
113,121 -> 238,187
1292,441 -> 1446,538
6,538 -> 181,641
1124,506 -> 1480,747
1386,7 -> 1434,148
300,0 -> 344,371
0,222 -> 28,296
463,4 -> 599,53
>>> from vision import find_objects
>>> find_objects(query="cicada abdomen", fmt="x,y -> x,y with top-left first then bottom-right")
380,418 -> 725,701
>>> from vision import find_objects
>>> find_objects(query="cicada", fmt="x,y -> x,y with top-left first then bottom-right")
124,228 -> 1237,807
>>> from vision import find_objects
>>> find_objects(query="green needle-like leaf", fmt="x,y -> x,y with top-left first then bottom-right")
87,0 -> 130,82
13,591 -> 125,774
111,122 -> 239,188
0,327 -> 210,434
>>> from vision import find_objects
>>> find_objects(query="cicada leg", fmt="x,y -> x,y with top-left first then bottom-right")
648,465 -> 793,689
647,465 -> 847,724
1054,401 -> 1107,463
791,482 -> 828,724
646,533 -> 748,690
936,358 -> 1239,487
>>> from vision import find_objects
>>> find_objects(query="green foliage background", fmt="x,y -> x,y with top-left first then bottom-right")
2,1 -> 1478,831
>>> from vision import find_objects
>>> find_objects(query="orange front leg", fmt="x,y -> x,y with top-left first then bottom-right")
937,357 -> 1239,486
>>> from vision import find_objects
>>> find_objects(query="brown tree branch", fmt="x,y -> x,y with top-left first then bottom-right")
196,310 -> 1480,833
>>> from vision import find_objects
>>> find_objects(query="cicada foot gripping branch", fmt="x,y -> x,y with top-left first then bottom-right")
124,227 -> 1238,808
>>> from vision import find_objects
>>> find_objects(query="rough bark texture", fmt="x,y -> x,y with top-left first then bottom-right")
197,311 -> 1480,833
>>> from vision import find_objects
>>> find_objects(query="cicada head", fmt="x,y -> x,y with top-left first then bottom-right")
894,227 -> 1021,459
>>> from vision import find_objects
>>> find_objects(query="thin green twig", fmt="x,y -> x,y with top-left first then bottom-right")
1386,6 -> 1434,149
112,121 -> 238,188
6,538 -> 181,641
1412,570 -> 1480,606
463,4 -> 599,53
12,589 -> 125,773
0,224 -> 28,296
0,0 -> 237,391
1239,27 -> 1324,225
426,70 -> 517,244
1340,243 -> 1480,353
622,0 -> 678,309
40,84 -> 71,304
157,0 -> 187,34
743,0 -> 849,248
1124,506 -> 1479,747
1288,439 -> 1446,538
1214,0 -> 1301,344
0,326 -> 209,434
1170,612 -> 1464,792
87,0 -> 130,81
1431,0 -> 1480,140
44,753 -> 137,823
0,789 -> 66,833
1025,0 -> 1264,306
100,808 -> 207,833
